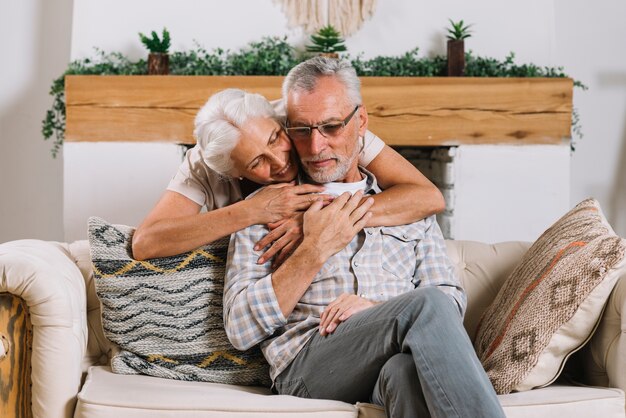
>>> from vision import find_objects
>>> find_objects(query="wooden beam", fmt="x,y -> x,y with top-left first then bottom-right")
65,75 -> 573,145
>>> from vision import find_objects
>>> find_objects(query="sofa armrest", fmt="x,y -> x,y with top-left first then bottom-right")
0,239 -> 88,418
586,270 -> 626,397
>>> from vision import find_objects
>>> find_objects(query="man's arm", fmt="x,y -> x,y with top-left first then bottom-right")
223,192 -> 373,350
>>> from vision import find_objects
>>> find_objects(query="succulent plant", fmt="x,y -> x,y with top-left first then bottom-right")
139,28 -> 171,54
446,19 -> 473,41
306,25 -> 347,54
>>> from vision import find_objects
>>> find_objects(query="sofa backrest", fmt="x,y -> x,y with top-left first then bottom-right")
67,239 -> 531,373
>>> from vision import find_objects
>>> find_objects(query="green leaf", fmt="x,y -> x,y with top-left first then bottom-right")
306,25 -> 348,54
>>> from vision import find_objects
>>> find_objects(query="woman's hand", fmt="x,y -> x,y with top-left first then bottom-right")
255,213 -> 304,268
248,182 -> 333,224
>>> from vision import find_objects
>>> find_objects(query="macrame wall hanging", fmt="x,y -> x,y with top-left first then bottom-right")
275,0 -> 377,36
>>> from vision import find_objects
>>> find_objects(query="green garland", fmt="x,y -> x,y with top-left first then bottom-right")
42,36 -> 585,157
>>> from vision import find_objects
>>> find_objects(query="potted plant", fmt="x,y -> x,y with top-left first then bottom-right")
446,19 -> 472,76
305,25 -> 347,59
139,28 -> 171,75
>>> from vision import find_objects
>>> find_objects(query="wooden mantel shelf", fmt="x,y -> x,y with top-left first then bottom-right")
65,75 -> 573,146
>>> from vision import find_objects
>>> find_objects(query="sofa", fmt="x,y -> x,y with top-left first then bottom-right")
0,237 -> 624,418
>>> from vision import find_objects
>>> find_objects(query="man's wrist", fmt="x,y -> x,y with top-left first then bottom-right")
297,239 -> 329,267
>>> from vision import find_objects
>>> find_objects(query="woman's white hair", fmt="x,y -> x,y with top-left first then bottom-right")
193,88 -> 277,176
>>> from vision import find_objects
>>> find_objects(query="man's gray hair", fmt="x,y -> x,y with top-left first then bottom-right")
282,57 -> 362,108
193,88 -> 276,175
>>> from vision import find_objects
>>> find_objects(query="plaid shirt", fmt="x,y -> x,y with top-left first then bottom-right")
224,170 -> 466,382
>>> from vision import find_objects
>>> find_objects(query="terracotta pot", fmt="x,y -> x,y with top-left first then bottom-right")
319,52 -> 339,59
148,53 -> 169,75
447,40 -> 465,76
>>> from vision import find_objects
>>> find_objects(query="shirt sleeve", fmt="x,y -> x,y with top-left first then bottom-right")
413,216 -> 468,317
358,130 -> 385,167
223,223 -> 287,351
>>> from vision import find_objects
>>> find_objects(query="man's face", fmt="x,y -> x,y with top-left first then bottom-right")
286,76 -> 368,183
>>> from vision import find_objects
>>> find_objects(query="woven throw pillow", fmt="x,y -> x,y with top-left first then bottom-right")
474,198 -> 626,394
88,216 -> 271,386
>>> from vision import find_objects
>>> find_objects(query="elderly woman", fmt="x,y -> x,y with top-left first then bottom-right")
132,88 -> 444,264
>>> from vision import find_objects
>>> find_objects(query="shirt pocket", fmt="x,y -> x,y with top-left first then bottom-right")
379,223 -> 427,280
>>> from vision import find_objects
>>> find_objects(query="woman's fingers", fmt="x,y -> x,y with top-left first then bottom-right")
255,225 -> 286,251
257,232 -> 292,264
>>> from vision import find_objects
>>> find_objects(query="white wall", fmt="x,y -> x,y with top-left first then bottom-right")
453,145 -> 570,243
3,0 -> 625,242
0,0 -> 72,242
554,0 -> 626,236
64,143 -> 184,241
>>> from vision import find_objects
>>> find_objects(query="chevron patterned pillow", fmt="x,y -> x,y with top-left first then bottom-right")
88,217 -> 271,386
474,198 -> 626,394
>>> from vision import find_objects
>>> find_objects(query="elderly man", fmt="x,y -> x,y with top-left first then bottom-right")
224,57 -> 505,418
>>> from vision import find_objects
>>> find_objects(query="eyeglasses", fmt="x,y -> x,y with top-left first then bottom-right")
284,105 -> 360,141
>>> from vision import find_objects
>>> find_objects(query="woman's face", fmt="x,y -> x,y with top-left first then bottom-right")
229,117 -> 299,185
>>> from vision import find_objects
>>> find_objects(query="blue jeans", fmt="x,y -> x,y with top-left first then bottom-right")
274,287 -> 505,418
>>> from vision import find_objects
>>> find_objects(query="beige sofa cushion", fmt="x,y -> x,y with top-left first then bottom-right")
75,366 -> 625,418
358,386 -> 625,418
474,198 -> 626,394
75,366 -> 356,418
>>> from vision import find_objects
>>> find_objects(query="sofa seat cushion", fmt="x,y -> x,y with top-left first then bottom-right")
356,385 -> 624,418
75,367 -> 625,418
75,366 -> 357,418
497,384 -> 625,418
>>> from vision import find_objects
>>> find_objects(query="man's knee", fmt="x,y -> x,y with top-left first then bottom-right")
405,287 -> 456,315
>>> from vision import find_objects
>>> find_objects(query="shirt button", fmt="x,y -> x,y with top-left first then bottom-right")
354,261 -> 359,267
360,293 -> 367,298
366,230 -> 372,235
402,233 -> 408,239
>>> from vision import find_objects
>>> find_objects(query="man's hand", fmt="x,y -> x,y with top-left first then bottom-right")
302,190 -> 373,262
268,191 -> 373,320
319,293 -> 377,336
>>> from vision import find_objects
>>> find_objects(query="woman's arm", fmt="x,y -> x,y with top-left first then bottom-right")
364,145 -> 445,226
132,184 -> 330,260
132,191 -> 257,260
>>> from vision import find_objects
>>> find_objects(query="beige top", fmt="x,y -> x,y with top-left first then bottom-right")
166,130 -> 385,209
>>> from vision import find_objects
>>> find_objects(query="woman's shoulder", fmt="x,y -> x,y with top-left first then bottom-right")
167,145 -> 243,209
